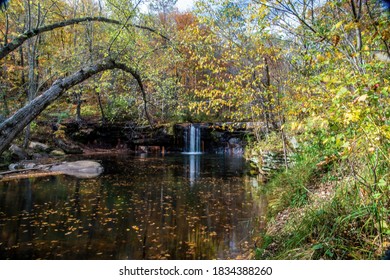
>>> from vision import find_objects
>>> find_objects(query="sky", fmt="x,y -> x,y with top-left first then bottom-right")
139,0 -> 195,13
175,0 -> 195,11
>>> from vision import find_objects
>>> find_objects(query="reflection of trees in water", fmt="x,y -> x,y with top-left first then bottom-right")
0,156 -> 266,259
126,175 -> 265,260
0,178 -> 36,258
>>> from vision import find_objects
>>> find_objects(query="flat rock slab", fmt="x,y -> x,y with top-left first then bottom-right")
50,160 -> 104,179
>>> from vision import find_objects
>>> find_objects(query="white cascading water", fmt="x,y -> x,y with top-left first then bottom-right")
183,124 -> 202,154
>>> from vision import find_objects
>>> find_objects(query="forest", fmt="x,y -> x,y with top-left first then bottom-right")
0,0 -> 389,260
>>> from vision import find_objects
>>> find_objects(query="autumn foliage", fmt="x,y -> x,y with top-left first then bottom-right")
0,0 -> 389,259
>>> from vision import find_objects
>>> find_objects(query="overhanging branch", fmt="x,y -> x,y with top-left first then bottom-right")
0,16 -> 169,60
0,58 -> 153,155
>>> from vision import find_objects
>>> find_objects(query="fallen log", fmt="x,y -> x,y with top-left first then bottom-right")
0,167 -> 41,176
0,161 -> 103,180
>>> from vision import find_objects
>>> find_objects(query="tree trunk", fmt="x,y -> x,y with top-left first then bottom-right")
23,0 -> 41,149
75,94 -> 82,122
0,59 -> 148,156
96,91 -> 106,123
24,38 -> 39,148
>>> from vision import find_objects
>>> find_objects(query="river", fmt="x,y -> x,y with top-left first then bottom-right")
0,153 -> 266,260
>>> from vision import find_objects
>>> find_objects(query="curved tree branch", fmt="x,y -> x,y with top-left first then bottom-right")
0,16 -> 169,60
113,61 -> 154,127
118,64 -> 154,128
0,58 -> 153,155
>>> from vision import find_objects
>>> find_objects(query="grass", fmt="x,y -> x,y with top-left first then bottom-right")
256,145 -> 390,260
265,155 -> 318,217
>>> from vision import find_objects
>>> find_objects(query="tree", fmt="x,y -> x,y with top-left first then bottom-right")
0,58 -> 148,155
149,0 -> 178,23
0,0 -> 179,154
173,0 -> 286,129
0,16 -> 168,60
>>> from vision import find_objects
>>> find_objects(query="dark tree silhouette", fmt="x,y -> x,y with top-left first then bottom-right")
0,0 -> 9,11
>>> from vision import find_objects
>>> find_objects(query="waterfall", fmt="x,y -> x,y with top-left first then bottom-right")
183,124 -> 202,154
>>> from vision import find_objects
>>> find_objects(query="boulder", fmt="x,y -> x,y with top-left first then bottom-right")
9,145 -> 29,160
29,141 -> 51,152
32,153 -> 49,160
54,138 -> 83,154
50,160 -> 103,179
9,162 -> 37,170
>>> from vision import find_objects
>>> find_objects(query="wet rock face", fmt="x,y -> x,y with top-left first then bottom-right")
9,145 -> 29,160
62,121 -> 255,154
63,121 -> 175,151
174,123 -> 249,154
49,160 -> 104,179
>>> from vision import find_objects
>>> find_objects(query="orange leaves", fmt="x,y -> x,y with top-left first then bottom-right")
131,225 -> 140,231
173,12 -> 197,31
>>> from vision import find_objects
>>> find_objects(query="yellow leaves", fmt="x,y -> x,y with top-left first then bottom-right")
321,75 -> 331,83
334,21 -> 344,30
344,21 -> 358,31
336,87 -> 350,97
290,121 -> 305,133
344,109 -> 362,125
311,116 -> 329,130
317,54 -> 326,63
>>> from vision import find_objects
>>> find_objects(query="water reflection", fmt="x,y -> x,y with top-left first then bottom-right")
184,155 -> 201,186
0,154 -> 266,260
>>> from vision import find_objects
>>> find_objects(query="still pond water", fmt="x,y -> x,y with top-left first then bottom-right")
0,154 -> 266,260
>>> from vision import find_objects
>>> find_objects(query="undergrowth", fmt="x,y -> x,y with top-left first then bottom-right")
256,143 -> 390,260
265,155 -> 318,217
